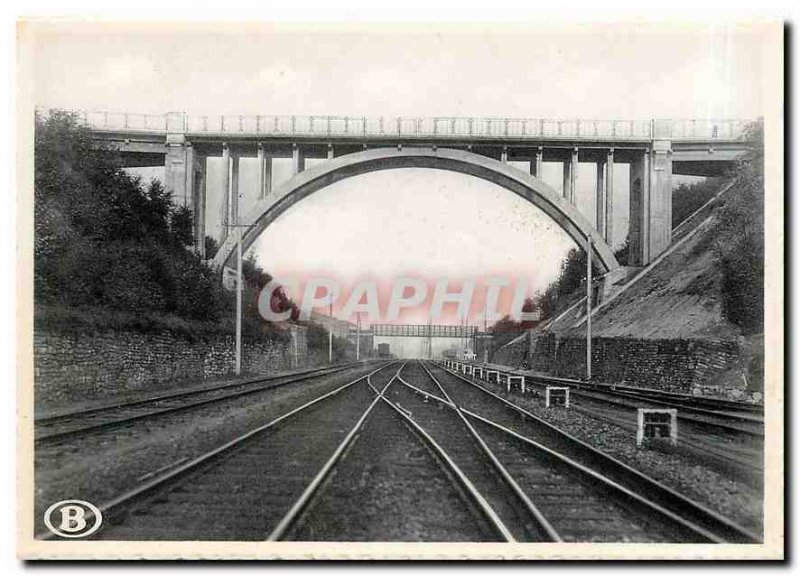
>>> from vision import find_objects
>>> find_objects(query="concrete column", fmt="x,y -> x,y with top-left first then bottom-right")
292,143 -> 305,175
327,143 -> 334,160
628,150 -> 651,266
257,144 -> 272,199
500,146 -> 508,164
605,149 -> 614,246
220,143 -> 230,243
649,140 -> 673,259
628,143 -> 671,265
562,148 -> 578,203
192,152 -> 207,258
595,159 -> 606,239
230,155 -> 240,227
529,147 -> 543,178
164,133 -> 189,207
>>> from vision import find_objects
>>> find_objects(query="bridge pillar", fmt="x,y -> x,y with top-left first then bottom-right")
529,147 -> 543,178
327,143 -> 334,160
595,159 -> 607,239
649,140 -> 673,259
292,144 -> 305,175
257,144 -> 272,199
219,143 -> 230,243
231,155 -> 241,227
628,142 -> 672,266
500,146 -> 508,164
629,149 -> 650,265
562,147 -> 578,203
164,133 -> 190,207
604,149 -> 614,246
191,150 -> 207,258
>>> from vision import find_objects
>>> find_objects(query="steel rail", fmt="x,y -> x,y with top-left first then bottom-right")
567,402 -> 764,479
433,362 -> 761,543
397,373 -> 720,541
35,363 -> 374,444
35,361 -> 398,541
368,367 -> 516,542
266,362 -> 406,541
522,371 -> 764,417
522,378 -> 763,437
461,408 -> 722,543
414,362 -> 561,542
36,362 -> 364,423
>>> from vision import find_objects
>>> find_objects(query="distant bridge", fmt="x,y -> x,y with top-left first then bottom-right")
363,324 -> 478,338
67,109 -> 753,272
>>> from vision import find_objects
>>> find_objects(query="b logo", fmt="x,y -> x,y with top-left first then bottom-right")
43,500 -> 103,538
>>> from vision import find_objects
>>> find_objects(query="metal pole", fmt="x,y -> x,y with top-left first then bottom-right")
328,299 -> 333,364
356,313 -> 361,361
586,233 -> 592,381
235,225 -> 242,375
483,298 -> 488,364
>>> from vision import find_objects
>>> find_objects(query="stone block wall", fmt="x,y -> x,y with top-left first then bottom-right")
526,333 -> 748,400
491,333 -> 530,368
34,325 -> 308,405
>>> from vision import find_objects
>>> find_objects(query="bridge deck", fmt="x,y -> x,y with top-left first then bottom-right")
69,110 -> 749,144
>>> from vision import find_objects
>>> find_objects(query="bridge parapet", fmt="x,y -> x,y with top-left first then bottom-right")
58,109 -> 750,143
44,107 -> 753,268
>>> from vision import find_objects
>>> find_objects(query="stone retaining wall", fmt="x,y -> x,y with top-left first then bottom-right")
526,333 -> 749,400
34,325 -> 308,405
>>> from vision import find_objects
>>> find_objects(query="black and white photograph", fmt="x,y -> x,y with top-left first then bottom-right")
14,15 -> 784,560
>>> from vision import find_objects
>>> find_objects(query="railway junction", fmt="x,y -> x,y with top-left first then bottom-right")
34,358 -> 763,543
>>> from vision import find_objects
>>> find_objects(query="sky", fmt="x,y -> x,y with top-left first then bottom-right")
27,21 -> 770,330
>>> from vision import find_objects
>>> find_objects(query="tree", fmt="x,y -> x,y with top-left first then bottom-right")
712,120 -> 764,334
34,111 -> 264,335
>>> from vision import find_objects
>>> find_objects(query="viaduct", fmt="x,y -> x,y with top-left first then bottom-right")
77,111 -> 751,274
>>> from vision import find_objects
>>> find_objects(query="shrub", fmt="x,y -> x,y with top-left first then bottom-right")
712,121 -> 764,334
33,110 -> 293,344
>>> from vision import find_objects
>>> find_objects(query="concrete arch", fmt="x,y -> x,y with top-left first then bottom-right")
212,147 -> 620,273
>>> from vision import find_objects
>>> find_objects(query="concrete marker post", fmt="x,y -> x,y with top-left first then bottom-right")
545,386 -> 570,408
637,408 -> 678,447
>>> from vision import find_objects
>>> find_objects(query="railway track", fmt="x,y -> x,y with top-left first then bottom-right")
429,361 -> 761,543
566,394 -> 763,483
274,365 -> 508,542
34,362 -> 370,445
463,365 -> 763,483
523,372 -> 764,433
36,358 -> 761,542
389,363 -> 557,542
42,361 -> 519,542
536,381 -> 763,437
399,363 -> 724,542
36,362 -> 397,540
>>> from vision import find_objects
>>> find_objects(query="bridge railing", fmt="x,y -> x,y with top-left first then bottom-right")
61,109 -> 750,141
370,323 -> 478,338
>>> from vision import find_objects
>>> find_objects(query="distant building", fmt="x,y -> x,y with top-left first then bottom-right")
309,311 -> 356,338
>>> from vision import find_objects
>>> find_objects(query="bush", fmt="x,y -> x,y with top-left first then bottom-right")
712,121 -> 764,334
33,110 -> 292,343
672,178 -> 723,228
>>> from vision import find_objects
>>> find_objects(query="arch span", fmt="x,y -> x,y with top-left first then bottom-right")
212,147 -> 620,274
